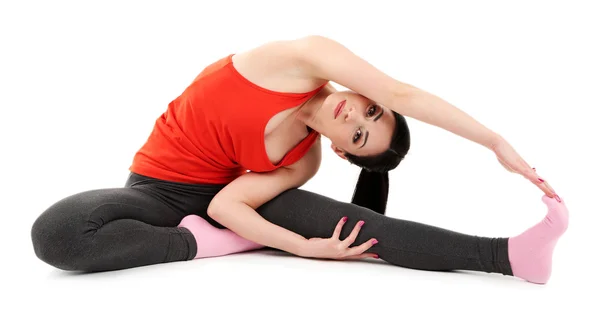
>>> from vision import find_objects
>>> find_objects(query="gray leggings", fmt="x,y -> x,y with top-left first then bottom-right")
31,172 -> 513,275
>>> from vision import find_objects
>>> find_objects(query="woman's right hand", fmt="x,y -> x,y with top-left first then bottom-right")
298,216 -> 379,260
490,135 -> 557,198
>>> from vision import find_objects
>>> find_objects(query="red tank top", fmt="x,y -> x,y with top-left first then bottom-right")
128,54 -> 326,184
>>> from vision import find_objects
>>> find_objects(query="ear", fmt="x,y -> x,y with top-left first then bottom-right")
330,143 -> 347,160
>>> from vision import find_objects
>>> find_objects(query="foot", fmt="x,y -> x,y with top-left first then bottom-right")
508,195 -> 569,284
178,215 -> 265,259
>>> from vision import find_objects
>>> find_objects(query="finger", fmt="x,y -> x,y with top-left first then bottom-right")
544,181 -> 556,195
535,182 -> 555,197
529,167 -> 555,195
518,158 -> 539,179
519,160 -> 547,188
527,167 -> 556,197
530,172 -> 554,196
534,178 -> 556,197
508,159 -> 556,197
347,238 -> 378,257
343,253 -> 379,260
523,165 -> 540,183
341,220 -> 364,247
332,216 -> 347,240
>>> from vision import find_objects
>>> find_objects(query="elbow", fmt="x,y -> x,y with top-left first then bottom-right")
207,197 -> 245,222
206,204 -> 218,219
207,198 -> 226,220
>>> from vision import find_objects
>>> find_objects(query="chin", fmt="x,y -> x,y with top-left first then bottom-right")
322,93 -> 336,108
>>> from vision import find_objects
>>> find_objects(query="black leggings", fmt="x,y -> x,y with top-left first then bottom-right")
31,172 -> 513,276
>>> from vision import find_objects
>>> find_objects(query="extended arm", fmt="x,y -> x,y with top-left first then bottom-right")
282,35 -> 555,197
292,35 -> 500,150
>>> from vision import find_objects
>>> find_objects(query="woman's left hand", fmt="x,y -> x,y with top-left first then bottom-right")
490,135 -> 557,198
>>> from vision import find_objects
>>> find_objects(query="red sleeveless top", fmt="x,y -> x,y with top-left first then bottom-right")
128,54 -> 326,184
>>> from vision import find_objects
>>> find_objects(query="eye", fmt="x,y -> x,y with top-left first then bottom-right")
353,128 -> 362,143
367,105 -> 377,117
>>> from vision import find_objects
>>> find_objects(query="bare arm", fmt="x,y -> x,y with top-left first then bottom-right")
291,35 -> 501,150
280,35 -> 555,197
207,137 -> 322,256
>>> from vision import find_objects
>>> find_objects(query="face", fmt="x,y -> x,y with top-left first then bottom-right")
317,91 -> 395,159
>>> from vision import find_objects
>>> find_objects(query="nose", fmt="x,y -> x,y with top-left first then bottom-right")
344,106 -> 356,122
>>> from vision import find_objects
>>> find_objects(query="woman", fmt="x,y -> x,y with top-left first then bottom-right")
31,35 -> 567,284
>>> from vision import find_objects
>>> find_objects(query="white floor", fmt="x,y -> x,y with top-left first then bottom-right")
10,231 -> 593,308
3,1 -> 598,308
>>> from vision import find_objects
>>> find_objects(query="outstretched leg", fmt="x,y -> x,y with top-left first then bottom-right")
254,189 -> 568,284
508,195 -> 569,283
255,189 -> 511,274
177,188 -> 568,284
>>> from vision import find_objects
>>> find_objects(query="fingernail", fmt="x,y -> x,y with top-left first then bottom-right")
359,220 -> 364,227
538,178 -> 544,182
555,195 -> 562,202
342,216 -> 348,222
372,239 -> 378,245
374,254 -> 379,259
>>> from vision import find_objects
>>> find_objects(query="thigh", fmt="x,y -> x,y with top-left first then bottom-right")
256,188 -> 383,242
33,185 -> 185,237
124,172 -> 226,227
33,172 -> 202,244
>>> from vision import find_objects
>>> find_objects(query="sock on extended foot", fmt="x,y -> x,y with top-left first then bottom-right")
508,195 -> 569,284
178,215 -> 265,259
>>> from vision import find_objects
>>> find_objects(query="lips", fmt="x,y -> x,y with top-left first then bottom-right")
334,100 -> 346,119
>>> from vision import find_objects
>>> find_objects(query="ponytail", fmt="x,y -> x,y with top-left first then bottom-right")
346,111 -> 410,215
351,168 -> 389,215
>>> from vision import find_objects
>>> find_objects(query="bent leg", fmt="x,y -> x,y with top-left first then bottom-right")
31,186 -> 196,272
256,189 -> 513,275
178,215 -> 265,258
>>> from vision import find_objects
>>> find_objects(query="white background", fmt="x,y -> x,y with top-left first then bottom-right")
2,0 -> 598,308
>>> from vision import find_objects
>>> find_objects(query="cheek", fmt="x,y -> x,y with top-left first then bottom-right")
335,128 -> 351,148
326,128 -> 345,148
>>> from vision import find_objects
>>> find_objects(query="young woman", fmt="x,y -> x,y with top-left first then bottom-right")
31,35 -> 567,284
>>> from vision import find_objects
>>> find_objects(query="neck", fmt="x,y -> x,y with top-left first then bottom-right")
295,84 -> 336,129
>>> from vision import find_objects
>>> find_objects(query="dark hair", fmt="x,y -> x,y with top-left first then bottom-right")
347,111 -> 410,214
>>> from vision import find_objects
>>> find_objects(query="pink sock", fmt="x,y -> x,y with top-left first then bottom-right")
508,195 -> 569,284
178,215 -> 265,259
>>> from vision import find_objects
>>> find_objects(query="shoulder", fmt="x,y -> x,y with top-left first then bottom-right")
230,36 -> 339,92
233,35 -> 339,71
235,36 -> 402,107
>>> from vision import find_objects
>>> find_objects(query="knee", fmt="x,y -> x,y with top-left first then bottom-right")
31,197 -> 89,271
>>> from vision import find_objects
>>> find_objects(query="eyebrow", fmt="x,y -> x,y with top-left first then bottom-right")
359,109 -> 384,149
373,109 -> 384,122
360,131 -> 369,148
